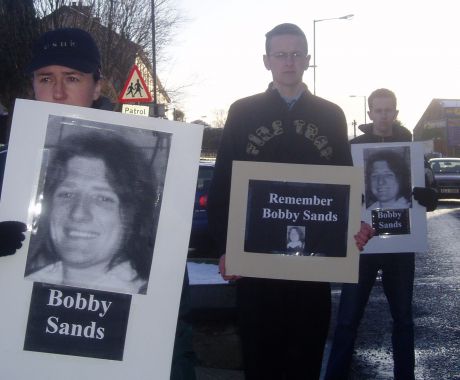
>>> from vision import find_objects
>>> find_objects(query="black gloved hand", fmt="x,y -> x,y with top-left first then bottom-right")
413,187 -> 438,212
0,221 -> 27,257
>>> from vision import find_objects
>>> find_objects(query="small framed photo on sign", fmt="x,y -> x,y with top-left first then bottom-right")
351,141 -> 428,254
225,161 -> 363,283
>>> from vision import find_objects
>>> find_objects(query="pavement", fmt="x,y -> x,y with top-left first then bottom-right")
189,200 -> 460,379
189,283 -> 343,380
188,280 -> 243,379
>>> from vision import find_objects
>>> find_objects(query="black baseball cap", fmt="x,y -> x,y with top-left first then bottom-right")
26,28 -> 101,75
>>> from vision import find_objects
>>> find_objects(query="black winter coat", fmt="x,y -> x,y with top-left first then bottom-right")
208,86 -> 352,254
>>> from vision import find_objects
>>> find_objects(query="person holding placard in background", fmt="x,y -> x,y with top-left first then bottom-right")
325,88 -> 437,380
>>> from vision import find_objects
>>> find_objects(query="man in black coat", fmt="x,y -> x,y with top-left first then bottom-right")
208,23 -> 373,380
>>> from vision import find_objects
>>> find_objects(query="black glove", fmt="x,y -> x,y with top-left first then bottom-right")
0,221 -> 27,257
413,187 -> 438,212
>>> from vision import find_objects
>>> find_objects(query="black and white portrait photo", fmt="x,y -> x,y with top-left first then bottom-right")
364,147 -> 412,210
24,116 -> 171,295
286,225 -> 306,255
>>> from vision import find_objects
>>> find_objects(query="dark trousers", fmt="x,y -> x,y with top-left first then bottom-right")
325,253 -> 415,380
237,278 -> 331,380
170,269 -> 197,380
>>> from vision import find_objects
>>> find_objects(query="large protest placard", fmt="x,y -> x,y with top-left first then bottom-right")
0,99 -> 203,379
225,161 -> 363,283
351,141 -> 428,253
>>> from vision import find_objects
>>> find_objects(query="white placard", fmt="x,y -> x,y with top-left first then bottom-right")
0,99 -> 203,379
351,141 -> 428,254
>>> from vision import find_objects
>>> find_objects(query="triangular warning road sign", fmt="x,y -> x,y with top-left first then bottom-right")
118,65 -> 153,103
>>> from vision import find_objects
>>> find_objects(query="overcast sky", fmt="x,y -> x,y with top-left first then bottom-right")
161,0 -> 460,135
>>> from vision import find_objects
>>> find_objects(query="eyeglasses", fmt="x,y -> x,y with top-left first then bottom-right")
269,52 -> 307,61
369,108 -> 396,115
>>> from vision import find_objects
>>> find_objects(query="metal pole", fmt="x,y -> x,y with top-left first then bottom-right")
364,96 -> 367,124
313,20 -> 316,95
350,95 -> 367,126
312,14 -> 353,96
151,0 -> 157,116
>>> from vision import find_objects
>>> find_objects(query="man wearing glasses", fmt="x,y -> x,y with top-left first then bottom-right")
208,23 -> 373,379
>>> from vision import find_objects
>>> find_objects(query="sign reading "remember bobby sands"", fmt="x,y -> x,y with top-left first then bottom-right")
24,283 -> 131,361
244,180 -> 350,257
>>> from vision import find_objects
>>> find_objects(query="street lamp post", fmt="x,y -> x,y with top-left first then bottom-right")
151,0 -> 157,116
352,119 -> 357,138
350,95 -> 367,126
313,14 -> 353,95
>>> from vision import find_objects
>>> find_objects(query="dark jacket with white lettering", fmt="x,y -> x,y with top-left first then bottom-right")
350,122 -> 412,144
208,85 -> 352,254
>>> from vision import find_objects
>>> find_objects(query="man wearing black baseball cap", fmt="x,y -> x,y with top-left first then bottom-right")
1,27 -> 196,380
26,27 -> 102,107
0,27 -> 103,256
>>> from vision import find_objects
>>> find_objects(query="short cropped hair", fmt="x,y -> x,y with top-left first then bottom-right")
265,23 -> 308,54
368,88 -> 397,110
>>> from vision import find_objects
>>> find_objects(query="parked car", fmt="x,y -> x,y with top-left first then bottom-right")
424,158 -> 437,191
429,157 -> 460,199
188,160 -> 217,258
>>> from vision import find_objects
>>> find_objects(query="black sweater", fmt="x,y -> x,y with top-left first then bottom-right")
351,122 -> 412,144
208,86 -> 353,254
